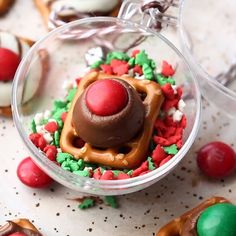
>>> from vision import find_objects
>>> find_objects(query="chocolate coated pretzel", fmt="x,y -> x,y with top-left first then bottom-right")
60,71 -> 164,169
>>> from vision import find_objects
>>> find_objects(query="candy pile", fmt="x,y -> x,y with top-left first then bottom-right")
27,49 -> 187,180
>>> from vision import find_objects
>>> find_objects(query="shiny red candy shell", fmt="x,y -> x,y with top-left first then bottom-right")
17,157 -> 53,188
8,233 -> 27,236
85,79 -> 128,116
197,141 -> 236,178
0,48 -> 21,81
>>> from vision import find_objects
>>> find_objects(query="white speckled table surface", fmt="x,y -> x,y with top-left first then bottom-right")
0,1 -> 236,236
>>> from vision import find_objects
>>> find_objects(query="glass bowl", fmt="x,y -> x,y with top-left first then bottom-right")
179,0 -> 236,117
12,17 -> 201,195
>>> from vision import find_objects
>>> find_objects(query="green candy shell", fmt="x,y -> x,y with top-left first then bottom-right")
197,203 -> 236,236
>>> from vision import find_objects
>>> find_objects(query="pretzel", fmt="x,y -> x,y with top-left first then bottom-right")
0,218 -> 42,236
0,31 -> 49,117
156,197 -> 230,236
34,0 -> 122,30
0,0 -> 15,16
60,71 -> 164,169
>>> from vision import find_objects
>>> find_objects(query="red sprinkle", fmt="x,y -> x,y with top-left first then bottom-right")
43,145 -> 57,161
100,64 -> 113,75
161,98 -> 179,111
131,49 -> 140,57
75,77 -> 82,86
159,155 -> 172,167
93,168 -> 102,180
110,59 -> 127,68
161,83 -> 175,100
176,139 -> 183,149
133,65 -> 143,75
29,133 -> 47,150
153,135 -> 181,146
44,121 -> 58,133
177,87 -> 183,98
113,63 -> 129,76
132,161 -> 148,177
180,115 -> 187,128
61,112 -> 68,122
17,157 -> 53,188
152,144 -> 168,165
161,60 -> 175,77
100,170 -> 115,180
117,172 -> 130,180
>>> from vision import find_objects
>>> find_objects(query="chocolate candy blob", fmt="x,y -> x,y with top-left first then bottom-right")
72,78 -> 145,148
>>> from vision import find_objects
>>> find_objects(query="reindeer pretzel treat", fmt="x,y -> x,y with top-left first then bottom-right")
0,218 -> 42,236
0,31 -> 49,117
34,0 -> 122,29
156,197 -> 236,236
28,49 -> 187,180
0,0 -> 15,16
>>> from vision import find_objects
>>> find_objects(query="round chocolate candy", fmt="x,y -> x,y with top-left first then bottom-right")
17,157 -> 53,188
72,78 -> 145,148
197,203 -> 236,236
0,47 -> 20,81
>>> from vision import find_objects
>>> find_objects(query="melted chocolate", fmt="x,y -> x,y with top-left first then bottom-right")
0,221 -> 42,236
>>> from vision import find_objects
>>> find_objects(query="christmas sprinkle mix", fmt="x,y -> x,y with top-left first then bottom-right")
28,49 -> 186,180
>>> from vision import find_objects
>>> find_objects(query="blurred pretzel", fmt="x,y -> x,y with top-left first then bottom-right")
156,197 -> 230,236
60,71 -> 164,169
0,0 -> 15,16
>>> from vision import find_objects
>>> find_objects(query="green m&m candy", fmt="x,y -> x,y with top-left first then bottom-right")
197,203 -> 236,236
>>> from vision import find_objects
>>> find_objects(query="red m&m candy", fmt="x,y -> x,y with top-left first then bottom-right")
85,79 -> 128,116
197,141 -> 236,178
0,48 -> 21,81
17,157 -> 53,188
9,233 -> 27,236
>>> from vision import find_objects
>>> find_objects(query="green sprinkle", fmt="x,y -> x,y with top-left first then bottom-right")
52,108 -> 67,121
78,198 -> 95,210
112,170 -> 122,176
70,161 -> 80,171
104,196 -> 118,208
150,59 -> 156,69
143,63 -> 154,80
61,161 -> 71,171
128,57 -> 135,67
73,170 -> 90,177
164,144 -> 178,155
126,170 -> 133,176
53,100 -> 67,110
66,102 -> 72,110
66,88 -> 77,102
54,130 -> 60,147
166,77 -> 176,85
90,60 -> 103,69
31,119 -> 37,133
147,157 -> 156,170
57,120 -> 63,129
40,118 -> 48,125
56,152 -> 73,163
135,50 -> 151,66
156,74 -> 175,86
78,159 -> 85,170
106,52 -> 130,63
156,74 -> 167,86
